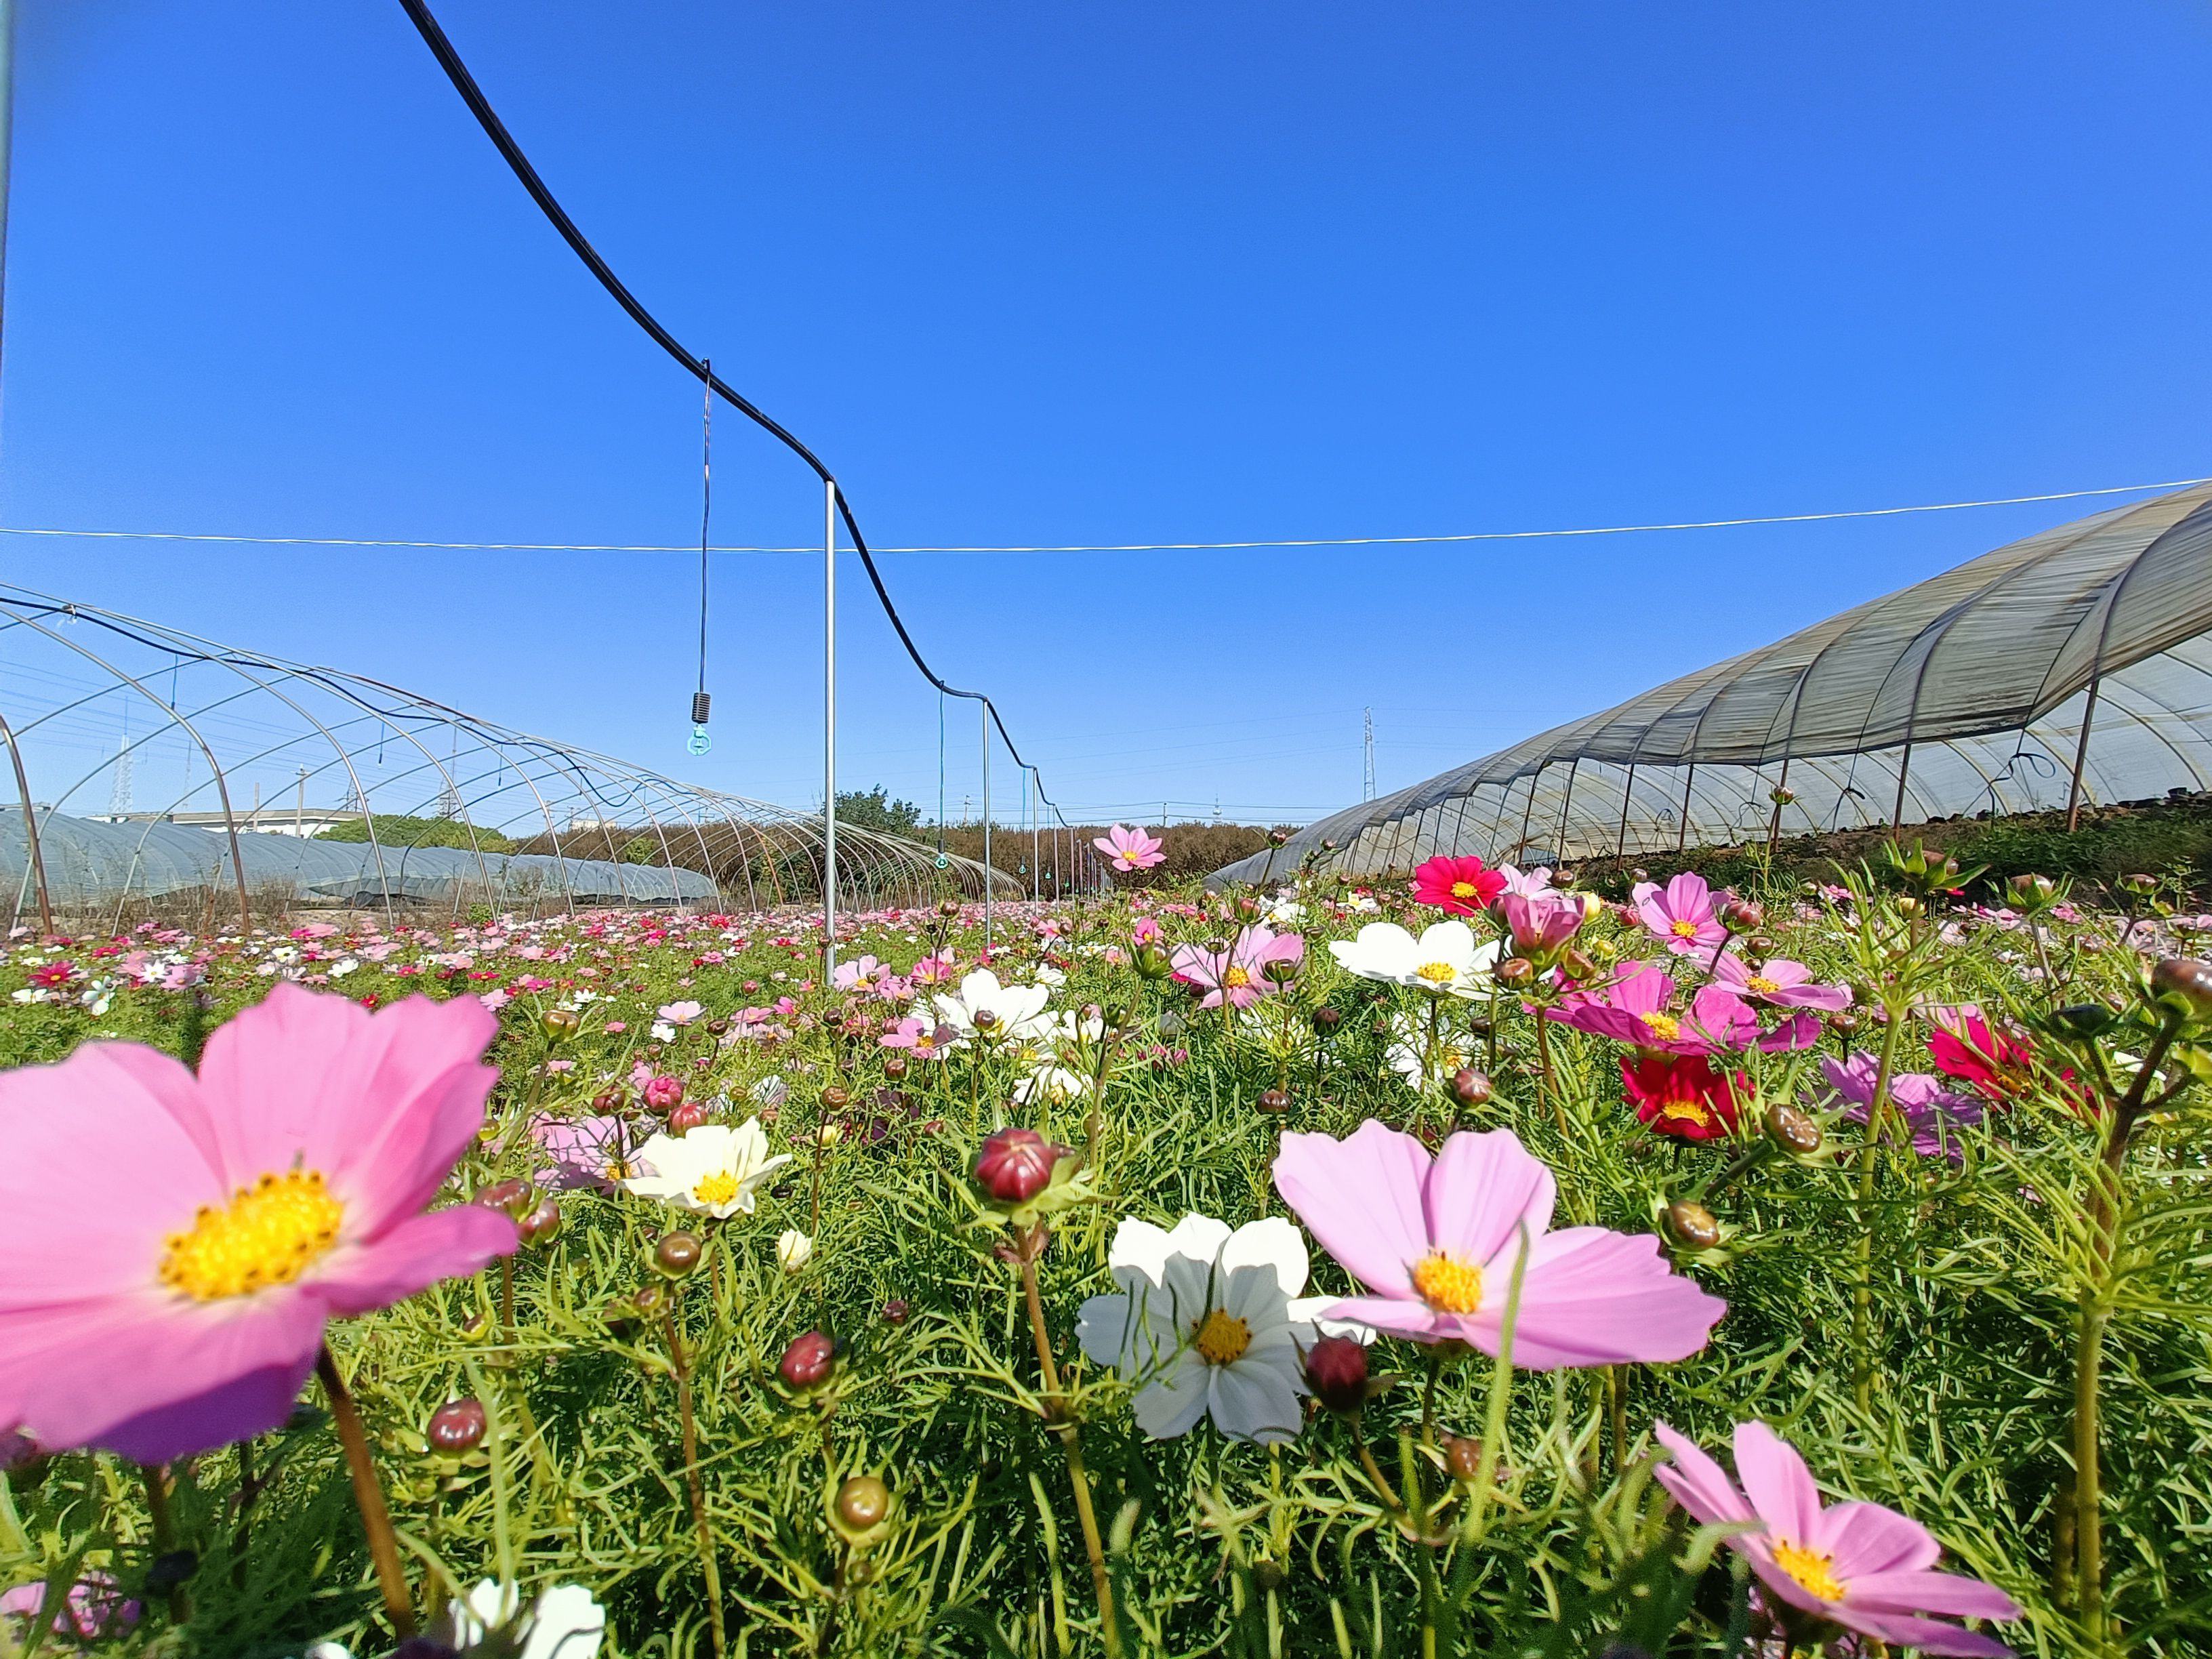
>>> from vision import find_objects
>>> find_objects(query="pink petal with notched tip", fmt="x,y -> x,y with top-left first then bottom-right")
1420,1129 -> 1555,1268
1457,1227 -> 1724,1368
1273,1122 -> 1431,1297
1846,1568 -> 2020,1620
1732,1421 -> 1826,1554
1818,1497 -> 1941,1577
1652,1422 -> 1755,1528
1830,1608 -> 2012,1658
192,985 -> 499,1237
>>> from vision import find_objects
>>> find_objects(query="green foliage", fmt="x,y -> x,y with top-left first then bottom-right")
316,815 -> 517,853
836,787 -> 924,834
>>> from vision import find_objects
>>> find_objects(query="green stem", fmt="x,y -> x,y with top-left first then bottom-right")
2072,1297 -> 2108,1647
1851,1005 -> 1908,1413
139,1463 -> 189,1623
316,1347 -> 415,1641
1019,1238 -> 1120,1658
661,1309 -> 728,1659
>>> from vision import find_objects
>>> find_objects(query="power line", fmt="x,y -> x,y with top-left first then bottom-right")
390,0 -> 1079,835
3,474 -> 2202,560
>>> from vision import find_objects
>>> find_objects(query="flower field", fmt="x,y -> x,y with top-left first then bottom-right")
1,836 -> 2209,1658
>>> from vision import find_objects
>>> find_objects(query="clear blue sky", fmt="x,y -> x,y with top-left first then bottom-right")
2,1 -> 2207,826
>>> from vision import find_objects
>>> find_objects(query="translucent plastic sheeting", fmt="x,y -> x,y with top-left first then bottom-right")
0,585 -> 1023,922
1213,483 -> 2212,884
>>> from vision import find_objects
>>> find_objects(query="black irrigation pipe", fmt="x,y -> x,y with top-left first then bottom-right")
394,0 -> 1080,838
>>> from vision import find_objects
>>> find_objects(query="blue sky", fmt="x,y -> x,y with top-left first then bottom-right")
1,1 -> 2207,827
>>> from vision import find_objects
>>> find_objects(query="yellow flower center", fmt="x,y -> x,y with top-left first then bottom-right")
605,1158 -> 634,1182
693,1170 -> 740,1206
1658,1099 -> 1714,1128
1416,961 -> 1458,986
1191,1308 -> 1252,1365
1640,1012 -> 1681,1041
1223,966 -> 1252,988
1410,1251 -> 1484,1315
1771,1539 -> 1845,1602
1669,919 -> 1700,939
1449,880 -> 1479,899
159,1170 -> 343,1302
1746,975 -> 1780,995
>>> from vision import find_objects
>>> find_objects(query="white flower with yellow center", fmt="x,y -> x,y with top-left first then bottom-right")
931,968 -> 1054,1046
1075,1214 -> 1364,1445
1328,919 -> 1498,999
622,1120 -> 792,1220
1383,1010 -> 1477,1091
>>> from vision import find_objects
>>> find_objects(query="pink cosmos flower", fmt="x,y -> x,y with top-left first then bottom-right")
1634,872 -> 1728,956
830,956 -> 883,991
1500,891 -> 1584,956
1551,962 -> 1818,1054
529,1113 -> 638,1191
1273,1121 -> 1724,1366
1496,863 -> 1557,899
1820,1054 -> 1984,1162
0,1572 -> 142,1640
909,954 -> 956,987
1130,916 -> 1163,946
0,985 -> 516,1463
1169,926 -> 1305,1010
1713,953 -> 1851,1012
1411,855 -> 1508,916
655,999 -> 705,1025
880,1017 -> 949,1058
1094,824 -> 1166,872
1654,1420 -> 2020,1656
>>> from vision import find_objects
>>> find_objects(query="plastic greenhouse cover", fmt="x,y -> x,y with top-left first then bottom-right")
1213,483 -> 2212,884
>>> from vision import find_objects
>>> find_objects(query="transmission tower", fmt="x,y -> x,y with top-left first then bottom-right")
1363,708 -> 1376,801
108,732 -> 133,817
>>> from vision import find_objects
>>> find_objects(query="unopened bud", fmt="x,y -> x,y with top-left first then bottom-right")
426,1397 -> 487,1455
518,1196 -> 562,1246
1495,958 -> 1534,986
1257,1088 -> 1291,1114
837,1474 -> 891,1530
1769,786 -> 1796,805
1895,895 -> 1922,918
1664,1200 -> 1721,1252
1720,899 -> 1764,933
644,1075 -> 686,1114
779,1330 -> 837,1391
474,1179 -> 531,1218
1443,1435 -> 1483,1482
971,1008 -> 1000,1034
1269,827 -> 1290,846
817,1123 -> 844,1148
882,1054 -> 909,1080
2008,873 -> 2057,907
654,1230 -> 703,1277
820,1085 -> 850,1111
938,899 -> 961,917
540,1008 -> 581,1042
881,1298 -> 911,1327
1450,1067 -> 1492,1107
2150,957 -> 2212,1019
974,1126 -> 1064,1204
631,1282 -> 670,1319
1311,1006 -> 1341,1033
668,1101 -> 708,1134
1261,956 -> 1300,985
592,1086 -> 629,1114
1763,1103 -> 1822,1155
1303,1336 -> 1370,1415
1251,1559 -> 1285,1592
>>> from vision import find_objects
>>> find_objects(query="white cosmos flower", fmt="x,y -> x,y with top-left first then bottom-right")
435,1579 -> 606,1659
777,1229 -> 813,1272
931,968 -> 1053,1044
1076,1214 -> 1350,1445
1013,1064 -> 1093,1106
1327,919 -> 1499,999
1031,964 -> 1067,987
1384,1010 -> 1477,1092
623,1120 -> 792,1220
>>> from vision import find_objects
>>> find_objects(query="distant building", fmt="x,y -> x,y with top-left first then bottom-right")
90,806 -> 369,840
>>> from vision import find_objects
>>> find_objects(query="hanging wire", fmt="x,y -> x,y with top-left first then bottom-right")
935,687 -> 947,867
688,358 -> 713,752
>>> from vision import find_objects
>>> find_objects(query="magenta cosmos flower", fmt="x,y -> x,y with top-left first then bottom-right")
1094,824 -> 1166,872
0,984 -> 516,1463
1654,1420 -> 2020,1656
1170,926 -> 1305,1010
1273,1122 -> 1723,1366
1411,855 -> 1507,917
1635,872 -> 1728,956
1551,962 -> 1819,1054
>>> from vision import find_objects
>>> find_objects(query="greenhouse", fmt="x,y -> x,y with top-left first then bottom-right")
0,586 -> 1017,925
1214,480 -> 2212,883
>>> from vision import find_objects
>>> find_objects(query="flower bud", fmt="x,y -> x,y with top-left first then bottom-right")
2152,958 -> 2212,1019
837,1475 -> 892,1530
974,1126 -> 1064,1204
820,1084 -> 851,1111
1895,895 -> 1921,918
668,1101 -> 708,1134
1251,1559 -> 1285,1592
1261,956 -> 1300,985
1311,1006 -> 1341,1033
654,1230 -> 703,1278
1663,1200 -> 1721,1252
426,1397 -> 488,1455
1768,786 -> 1796,805
971,1008 -> 1000,1034
2008,873 -> 2057,907
2053,1002 -> 2118,1039
474,1178 -> 532,1218
938,899 -> 961,917
518,1196 -> 562,1246
540,1008 -> 581,1043
1494,958 -> 1534,986
1257,1088 -> 1291,1114
1763,1103 -> 1822,1156
817,1123 -> 844,1149
881,1298 -> 910,1327
1133,943 -> 1174,979
1450,1067 -> 1492,1107
644,1074 -> 686,1114
631,1282 -> 670,1319
1269,827 -> 1291,846
1720,898 -> 1764,933
779,1330 -> 837,1391
1303,1336 -> 1370,1415
777,1229 -> 814,1273
707,1016 -> 731,1036
592,1086 -> 629,1114
882,1054 -> 909,1081
1443,1435 -> 1484,1482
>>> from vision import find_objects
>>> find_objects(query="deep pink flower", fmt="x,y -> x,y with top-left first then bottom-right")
1130,916 -> 1163,946
1169,926 -> 1305,1010
1551,963 -> 1818,1054
1411,855 -> 1507,917
1654,1420 -> 2020,1656
1634,872 -> 1728,956
1621,1053 -> 1744,1141
0,985 -> 516,1462
642,1074 -> 686,1113
1094,824 -> 1166,872
26,961 -> 77,989
1927,1011 -> 2091,1113
1273,1121 -> 1724,1366
1713,953 -> 1851,1012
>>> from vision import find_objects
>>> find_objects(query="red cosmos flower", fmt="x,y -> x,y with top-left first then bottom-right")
1621,1052 -> 1744,1141
27,962 -> 79,989
1928,1012 -> 2093,1115
1412,856 -> 1507,918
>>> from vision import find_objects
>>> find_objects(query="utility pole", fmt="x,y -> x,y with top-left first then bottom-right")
1363,708 -> 1376,802
823,479 -> 838,974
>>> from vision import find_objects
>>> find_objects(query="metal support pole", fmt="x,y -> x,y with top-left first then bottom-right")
981,701 -> 992,952
823,478 -> 838,975
1675,763 -> 1696,853
1029,771 -> 1040,902
1615,761 -> 1638,861
2066,674 -> 2102,832
0,712 -> 52,936
1890,741 -> 1914,836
